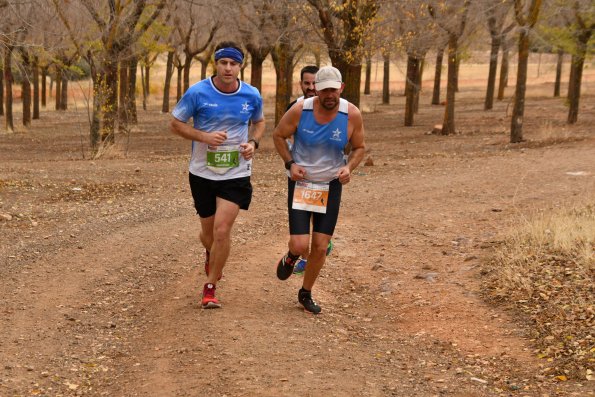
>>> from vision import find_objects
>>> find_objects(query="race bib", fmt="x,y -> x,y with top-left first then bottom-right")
206,145 -> 240,174
292,181 -> 329,214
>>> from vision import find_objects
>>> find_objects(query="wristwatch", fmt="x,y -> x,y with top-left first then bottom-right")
248,138 -> 259,149
285,160 -> 295,170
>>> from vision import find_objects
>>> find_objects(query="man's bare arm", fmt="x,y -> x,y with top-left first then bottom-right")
272,104 -> 302,163
249,118 -> 266,143
346,105 -> 365,172
169,118 -> 227,146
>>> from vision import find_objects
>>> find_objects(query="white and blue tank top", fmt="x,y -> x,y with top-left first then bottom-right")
292,97 -> 349,182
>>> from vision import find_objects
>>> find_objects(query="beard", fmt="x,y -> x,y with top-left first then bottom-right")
320,97 -> 338,110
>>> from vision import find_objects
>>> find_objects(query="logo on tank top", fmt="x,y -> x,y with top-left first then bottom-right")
331,128 -> 342,141
240,101 -> 251,114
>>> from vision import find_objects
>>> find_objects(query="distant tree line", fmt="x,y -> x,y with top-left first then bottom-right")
0,0 -> 592,155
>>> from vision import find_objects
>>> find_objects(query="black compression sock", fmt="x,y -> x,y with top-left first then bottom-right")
288,251 -> 300,261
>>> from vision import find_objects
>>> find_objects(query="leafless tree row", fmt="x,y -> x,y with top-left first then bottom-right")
0,0 -> 592,155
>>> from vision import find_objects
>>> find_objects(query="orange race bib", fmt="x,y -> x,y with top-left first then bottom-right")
292,181 -> 329,214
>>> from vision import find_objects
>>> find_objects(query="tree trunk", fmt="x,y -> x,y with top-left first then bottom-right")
90,72 -> 102,149
404,55 -> 420,126
55,70 -> 62,110
41,67 -> 47,108
0,67 -> 3,116
510,29 -> 530,143
176,65 -> 183,102
162,51 -> 174,113
241,56 -> 248,81
554,50 -> 563,97
414,58 -> 424,114
128,57 -> 138,122
101,59 -> 118,143
432,47 -> 444,105
141,64 -> 147,111
60,77 -> 68,110
484,34 -> 501,110
4,47 -> 14,132
144,64 -> 150,98
250,53 -> 266,93
271,41 -> 295,126
119,60 -> 129,129
21,57 -> 31,127
497,46 -> 509,100
364,55 -> 372,95
566,26 -> 591,124
200,58 -> 209,80
382,53 -> 390,104
183,55 -> 192,94
567,54 -> 584,124
442,35 -> 458,135
33,57 -> 39,120
333,59 -> 362,107
454,56 -> 460,92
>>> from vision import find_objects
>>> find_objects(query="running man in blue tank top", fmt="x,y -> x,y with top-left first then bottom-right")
272,66 -> 366,314
170,41 -> 265,309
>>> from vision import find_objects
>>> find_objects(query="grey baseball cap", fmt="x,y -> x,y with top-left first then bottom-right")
315,66 -> 342,90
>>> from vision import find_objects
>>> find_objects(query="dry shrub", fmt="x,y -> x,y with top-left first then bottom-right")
92,141 -> 127,160
534,120 -> 572,142
482,204 -> 594,381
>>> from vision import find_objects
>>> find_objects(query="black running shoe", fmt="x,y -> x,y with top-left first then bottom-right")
277,253 -> 298,280
298,289 -> 321,314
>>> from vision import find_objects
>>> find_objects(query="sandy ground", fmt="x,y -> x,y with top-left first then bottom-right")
1,75 -> 594,397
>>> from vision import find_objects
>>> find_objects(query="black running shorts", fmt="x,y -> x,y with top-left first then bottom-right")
189,172 -> 252,218
287,178 -> 342,236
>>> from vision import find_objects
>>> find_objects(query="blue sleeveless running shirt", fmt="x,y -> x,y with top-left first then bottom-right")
292,97 -> 349,182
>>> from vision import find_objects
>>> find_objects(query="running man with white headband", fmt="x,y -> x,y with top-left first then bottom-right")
170,41 -> 265,309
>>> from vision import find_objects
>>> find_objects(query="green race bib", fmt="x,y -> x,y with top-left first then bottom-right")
206,145 -> 240,174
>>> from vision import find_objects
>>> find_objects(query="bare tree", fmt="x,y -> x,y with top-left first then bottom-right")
429,0 -> 472,135
497,33 -> 514,100
306,0 -> 379,107
236,0 -> 277,93
196,45 -> 215,80
52,0 -> 166,151
161,49 -> 175,113
562,2 -> 593,124
170,1 -> 219,93
510,0 -> 542,143
392,1 -> 435,126
431,42 -> 447,106
553,49 -> 563,97
3,47 -> 15,132
0,0 -> 30,132
484,0 -> 514,110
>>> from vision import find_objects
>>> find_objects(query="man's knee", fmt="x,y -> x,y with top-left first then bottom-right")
310,242 -> 327,258
289,238 -> 309,256
213,223 -> 233,241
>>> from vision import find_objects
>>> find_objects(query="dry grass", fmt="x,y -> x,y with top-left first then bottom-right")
482,204 -> 595,382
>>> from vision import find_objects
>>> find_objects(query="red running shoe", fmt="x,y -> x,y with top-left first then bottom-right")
201,283 -> 221,309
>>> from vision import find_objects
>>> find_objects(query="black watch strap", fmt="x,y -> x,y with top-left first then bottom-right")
248,138 -> 259,149
285,160 -> 295,170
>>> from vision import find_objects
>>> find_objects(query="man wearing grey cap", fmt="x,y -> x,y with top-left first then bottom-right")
272,65 -> 366,314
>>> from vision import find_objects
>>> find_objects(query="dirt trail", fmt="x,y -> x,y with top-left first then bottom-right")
1,95 -> 594,396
